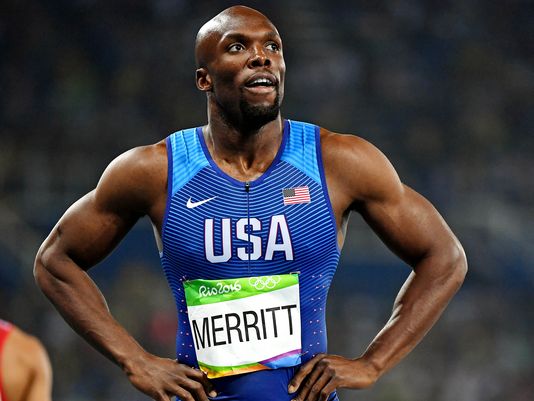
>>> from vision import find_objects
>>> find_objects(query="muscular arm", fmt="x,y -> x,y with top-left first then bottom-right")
34,143 -> 215,401
356,186 -> 465,375
290,131 -> 467,400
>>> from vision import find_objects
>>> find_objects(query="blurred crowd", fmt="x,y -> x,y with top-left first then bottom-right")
1,0 -> 532,400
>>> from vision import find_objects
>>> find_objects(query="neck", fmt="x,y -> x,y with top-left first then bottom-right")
204,110 -> 284,180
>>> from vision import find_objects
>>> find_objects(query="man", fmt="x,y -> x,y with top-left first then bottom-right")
34,5 -> 467,401
0,320 -> 53,401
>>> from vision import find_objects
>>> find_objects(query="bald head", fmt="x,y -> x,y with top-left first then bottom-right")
195,6 -> 279,68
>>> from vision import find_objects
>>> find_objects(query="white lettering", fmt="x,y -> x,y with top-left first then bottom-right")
203,215 -> 293,263
204,218 -> 232,263
265,215 -> 293,260
236,218 -> 262,261
198,281 -> 242,298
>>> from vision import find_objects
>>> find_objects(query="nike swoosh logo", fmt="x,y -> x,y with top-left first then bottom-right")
186,196 -> 217,209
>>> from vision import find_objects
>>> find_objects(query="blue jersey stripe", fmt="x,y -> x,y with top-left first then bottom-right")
168,127 -> 210,194
281,120 -> 321,184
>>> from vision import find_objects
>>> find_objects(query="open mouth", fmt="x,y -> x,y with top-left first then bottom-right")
245,77 -> 275,88
244,75 -> 277,93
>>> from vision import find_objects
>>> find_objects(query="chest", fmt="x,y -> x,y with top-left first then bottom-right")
161,161 -> 336,276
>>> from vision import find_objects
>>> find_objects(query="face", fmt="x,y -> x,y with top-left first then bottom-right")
196,12 -> 286,127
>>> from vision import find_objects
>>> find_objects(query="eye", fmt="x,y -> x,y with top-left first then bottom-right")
266,42 -> 280,52
228,43 -> 245,52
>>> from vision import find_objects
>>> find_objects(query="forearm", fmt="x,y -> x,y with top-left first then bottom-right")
361,246 -> 467,377
35,250 -> 217,401
34,252 -> 146,371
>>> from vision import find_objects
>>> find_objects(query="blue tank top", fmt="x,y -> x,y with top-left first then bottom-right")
160,120 -> 340,401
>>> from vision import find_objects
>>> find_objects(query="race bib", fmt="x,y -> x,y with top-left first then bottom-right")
183,274 -> 301,378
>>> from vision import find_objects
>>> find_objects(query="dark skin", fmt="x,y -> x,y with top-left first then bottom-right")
34,5 -> 467,401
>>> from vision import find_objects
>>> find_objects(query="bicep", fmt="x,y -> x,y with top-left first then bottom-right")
329,134 -> 459,267
37,145 -> 165,271
37,147 -> 156,271
47,190 -> 137,269
358,184 -> 458,267
40,190 -> 138,271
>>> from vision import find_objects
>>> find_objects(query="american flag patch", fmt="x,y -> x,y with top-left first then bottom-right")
282,186 -> 311,205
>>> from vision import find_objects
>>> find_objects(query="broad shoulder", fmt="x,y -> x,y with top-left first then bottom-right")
319,127 -> 404,204
320,128 -> 385,171
101,140 -> 167,186
94,140 -> 167,215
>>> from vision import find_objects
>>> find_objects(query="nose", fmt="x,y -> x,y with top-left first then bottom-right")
248,45 -> 271,68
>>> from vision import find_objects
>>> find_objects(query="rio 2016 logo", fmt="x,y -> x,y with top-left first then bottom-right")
198,281 -> 242,298
248,275 -> 281,290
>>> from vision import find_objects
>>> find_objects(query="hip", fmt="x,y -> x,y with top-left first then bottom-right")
203,367 -> 339,401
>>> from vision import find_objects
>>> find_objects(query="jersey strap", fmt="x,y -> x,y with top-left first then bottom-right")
281,120 -> 321,184
166,127 -> 210,196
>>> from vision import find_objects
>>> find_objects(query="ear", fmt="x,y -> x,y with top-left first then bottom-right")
196,68 -> 212,91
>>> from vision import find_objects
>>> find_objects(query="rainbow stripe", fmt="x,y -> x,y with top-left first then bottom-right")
199,349 -> 302,378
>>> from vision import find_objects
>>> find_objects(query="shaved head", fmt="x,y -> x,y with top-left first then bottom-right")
194,5 -> 286,130
195,6 -> 279,68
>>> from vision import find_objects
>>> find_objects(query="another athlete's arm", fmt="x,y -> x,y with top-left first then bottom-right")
289,131 -> 467,401
34,143 -> 215,401
2,327 -> 52,401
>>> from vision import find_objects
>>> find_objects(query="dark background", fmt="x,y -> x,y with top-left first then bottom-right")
1,1 -> 533,400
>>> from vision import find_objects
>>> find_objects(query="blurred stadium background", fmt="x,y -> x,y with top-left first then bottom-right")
1,0 -> 533,400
